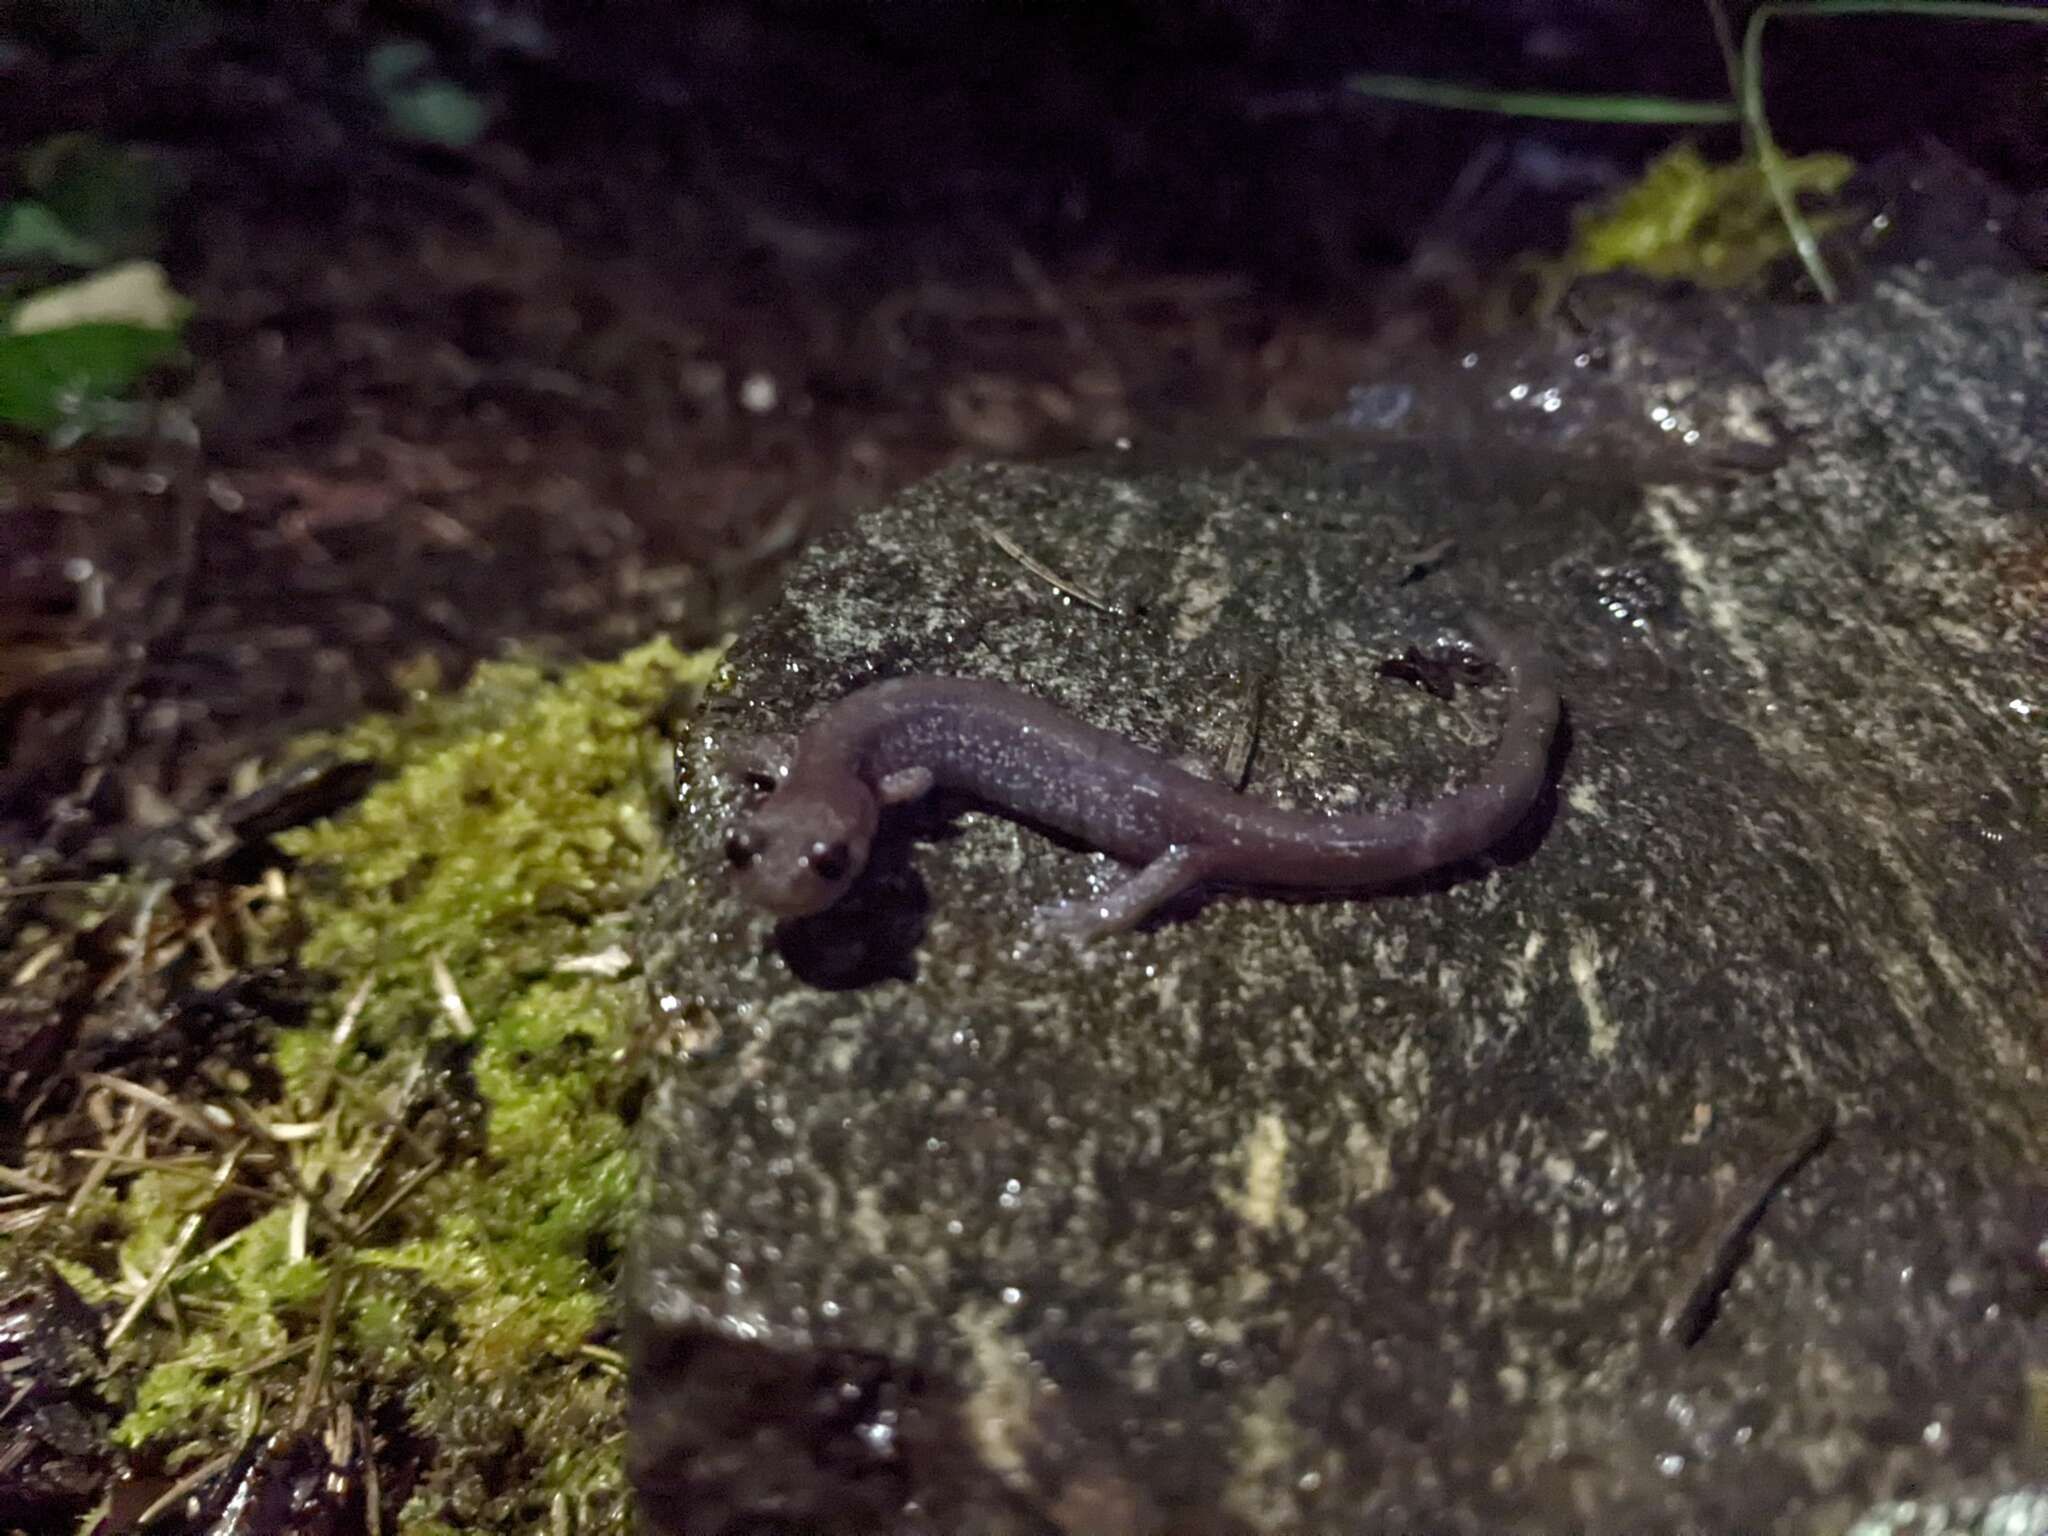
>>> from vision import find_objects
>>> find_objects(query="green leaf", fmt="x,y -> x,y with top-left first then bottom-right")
366,40 -> 491,149
18,134 -> 174,264
0,201 -> 108,267
384,81 -> 490,149
0,322 -> 179,431
365,39 -> 434,92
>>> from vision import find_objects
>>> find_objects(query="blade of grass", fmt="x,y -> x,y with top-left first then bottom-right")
1345,75 -> 1741,125
1742,0 -> 2048,301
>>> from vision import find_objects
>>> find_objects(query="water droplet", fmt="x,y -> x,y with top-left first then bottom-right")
859,1419 -> 898,1454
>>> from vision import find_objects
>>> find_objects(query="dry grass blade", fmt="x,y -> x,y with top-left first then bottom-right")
332,972 -> 375,1050
430,953 -> 475,1037
108,1140 -> 247,1347
205,1086 -> 363,1247
0,1377 -> 35,1432
84,1072 -> 234,1146
132,1449 -> 236,1531
293,1264 -> 351,1430
361,1412 -> 382,1536
354,1153 -> 444,1236
0,1163 -> 63,1197
70,1103 -> 151,1221
975,517 -> 1127,616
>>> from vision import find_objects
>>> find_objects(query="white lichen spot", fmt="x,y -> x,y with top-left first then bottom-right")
1344,1119 -> 1392,1200
1169,530 -> 1232,644
1224,1377 -> 1304,1528
1568,929 -> 1618,1058
1500,925 -> 1549,1012
955,1300 -> 1043,1488
850,1184 -> 891,1256
1224,1110 -> 1295,1235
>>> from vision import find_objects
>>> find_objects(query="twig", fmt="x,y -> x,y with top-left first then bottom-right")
355,1154 -> 444,1237
61,1090 -> 142,1217
66,1151 -> 286,1212
10,937 -> 67,986
231,1336 -> 317,1378
85,876 -> 172,1001
293,1265 -> 350,1431
133,1449 -> 236,1531
1662,1117 -> 1834,1347
169,1196 -> 325,1287
84,1073 -> 234,1148
1222,672 -> 1271,794
335,1056 -> 438,1214
0,879 -> 105,899
360,1410 -> 383,1536
974,518 -> 1127,616
0,1377 -> 34,1432
0,1164 -> 62,1198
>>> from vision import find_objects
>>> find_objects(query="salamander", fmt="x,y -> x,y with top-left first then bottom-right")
724,616 -> 1559,940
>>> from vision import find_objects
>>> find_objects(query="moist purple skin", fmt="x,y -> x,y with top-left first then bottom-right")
725,616 -> 1560,940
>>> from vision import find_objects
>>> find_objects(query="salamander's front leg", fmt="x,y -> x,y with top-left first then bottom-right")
1033,844 -> 1226,942
877,766 -> 935,805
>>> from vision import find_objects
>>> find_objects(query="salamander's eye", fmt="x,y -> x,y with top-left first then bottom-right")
724,831 -> 758,869
808,841 -> 850,882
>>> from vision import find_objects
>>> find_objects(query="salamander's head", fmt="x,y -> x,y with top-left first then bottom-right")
724,776 -> 878,918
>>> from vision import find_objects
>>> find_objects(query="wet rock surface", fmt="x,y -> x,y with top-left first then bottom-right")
630,266 -> 2048,1535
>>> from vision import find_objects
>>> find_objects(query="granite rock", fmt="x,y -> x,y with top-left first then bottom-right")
630,266 -> 2048,1534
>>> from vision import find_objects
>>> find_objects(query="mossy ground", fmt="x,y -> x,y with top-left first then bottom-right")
1565,141 -> 1855,289
28,637 -> 717,1531
1491,141 -> 1859,323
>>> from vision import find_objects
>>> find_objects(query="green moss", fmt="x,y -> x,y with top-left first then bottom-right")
280,643 -> 697,1045
115,1201 -> 327,1447
87,637 -> 717,1530
1567,141 -> 1856,289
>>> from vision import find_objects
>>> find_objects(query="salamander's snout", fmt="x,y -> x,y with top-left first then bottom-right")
724,787 -> 875,918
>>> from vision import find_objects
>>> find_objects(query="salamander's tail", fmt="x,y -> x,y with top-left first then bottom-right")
1437,612 -> 1560,855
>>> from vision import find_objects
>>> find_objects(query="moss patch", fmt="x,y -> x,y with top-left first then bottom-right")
1566,141 -> 1856,289
52,637 -> 716,1531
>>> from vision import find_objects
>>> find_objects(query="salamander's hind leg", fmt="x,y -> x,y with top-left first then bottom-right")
1033,844 -> 1227,943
